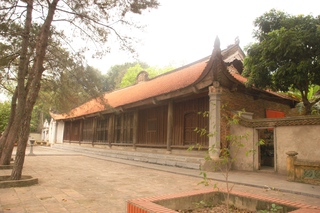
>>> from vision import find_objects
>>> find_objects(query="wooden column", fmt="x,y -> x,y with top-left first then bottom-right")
108,115 -> 114,148
166,101 -> 173,152
92,117 -> 97,146
133,111 -> 138,150
70,121 -> 73,143
79,120 -> 83,144
120,114 -> 124,143
208,82 -> 222,160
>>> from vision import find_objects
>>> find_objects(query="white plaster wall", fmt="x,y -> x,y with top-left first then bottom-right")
48,119 -> 56,144
276,125 -> 320,174
230,123 -> 320,175
230,124 -> 258,171
56,121 -> 64,144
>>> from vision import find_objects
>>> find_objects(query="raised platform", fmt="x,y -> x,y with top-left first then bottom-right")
52,143 -> 205,170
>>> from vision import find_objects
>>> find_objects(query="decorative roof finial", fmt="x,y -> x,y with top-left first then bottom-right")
214,36 -> 220,49
235,36 -> 240,45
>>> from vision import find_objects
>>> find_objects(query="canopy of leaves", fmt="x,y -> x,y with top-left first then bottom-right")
0,23 -> 107,116
0,101 -> 10,133
120,64 -> 174,88
104,62 -> 149,91
243,9 -> 320,114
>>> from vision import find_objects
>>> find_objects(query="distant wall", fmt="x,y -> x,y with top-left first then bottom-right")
29,133 -> 41,142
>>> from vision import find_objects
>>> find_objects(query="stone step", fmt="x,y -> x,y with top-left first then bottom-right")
52,144 -> 203,170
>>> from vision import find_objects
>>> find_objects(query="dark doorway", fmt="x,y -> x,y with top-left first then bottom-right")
258,129 -> 275,171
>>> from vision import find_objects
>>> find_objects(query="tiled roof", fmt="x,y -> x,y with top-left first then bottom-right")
51,57 -> 210,120
51,42 -> 297,120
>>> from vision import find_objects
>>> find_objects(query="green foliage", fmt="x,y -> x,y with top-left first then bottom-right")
45,65 -> 106,114
0,101 -> 10,133
243,9 -> 320,114
287,85 -> 320,115
120,63 -> 146,88
0,101 -> 50,134
259,203 -> 283,213
104,62 -> 149,91
120,63 -> 174,88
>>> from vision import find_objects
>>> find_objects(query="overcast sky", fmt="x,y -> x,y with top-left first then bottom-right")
87,0 -> 320,74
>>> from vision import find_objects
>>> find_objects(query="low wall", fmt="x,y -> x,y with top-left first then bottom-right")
277,125 -> 320,174
127,188 -> 319,213
29,133 -> 41,142
230,116 -> 320,175
286,151 -> 320,185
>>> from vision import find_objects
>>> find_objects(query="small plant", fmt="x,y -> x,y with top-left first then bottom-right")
190,106 -> 259,213
193,200 -> 214,209
259,203 -> 283,213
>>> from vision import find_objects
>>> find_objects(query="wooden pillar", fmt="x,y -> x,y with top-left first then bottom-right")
120,114 -> 124,143
166,101 -> 173,152
108,115 -> 115,148
92,117 -> 97,146
208,82 -> 222,160
70,121 -> 73,143
79,119 -> 83,144
133,111 -> 138,150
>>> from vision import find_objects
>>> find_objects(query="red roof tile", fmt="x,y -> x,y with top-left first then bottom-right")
51,57 -> 209,120
51,43 -> 297,120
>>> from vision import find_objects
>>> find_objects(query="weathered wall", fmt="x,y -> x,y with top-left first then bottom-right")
230,117 -> 320,175
221,89 -> 296,118
276,125 -> 320,174
56,121 -> 65,144
229,124 -> 258,171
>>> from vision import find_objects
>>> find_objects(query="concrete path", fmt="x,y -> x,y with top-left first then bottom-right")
0,145 -> 319,213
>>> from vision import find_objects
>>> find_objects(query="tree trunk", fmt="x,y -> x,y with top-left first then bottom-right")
9,0 -> 60,180
302,98 -> 312,115
0,127 -> 19,165
11,113 -> 32,180
0,0 -> 33,166
0,88 -> 18,161
11,143 -> 27,180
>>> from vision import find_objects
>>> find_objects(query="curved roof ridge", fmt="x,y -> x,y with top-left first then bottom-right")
52,52 -> 213,120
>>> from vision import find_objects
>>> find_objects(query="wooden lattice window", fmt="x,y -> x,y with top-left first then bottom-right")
82,118 -> 94,142
96,116 -> 109,143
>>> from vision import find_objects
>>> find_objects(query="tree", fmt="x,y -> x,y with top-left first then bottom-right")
0,101 -> 10,133
0,23 -> 107,131
104,62 -> 149,91
0,0 -> 159,180
243,9 -> 320,114
120,63 -> 174,88
0,21 -> 107,166
287,85 -> 320,115
44,64 -> 106,114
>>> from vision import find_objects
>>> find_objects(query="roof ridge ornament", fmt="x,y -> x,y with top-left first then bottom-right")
214,36 -> 220,49
136,70 -> 149,83
235,36 -> 240,45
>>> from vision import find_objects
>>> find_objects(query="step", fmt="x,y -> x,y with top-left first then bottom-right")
52,144 -> 203,170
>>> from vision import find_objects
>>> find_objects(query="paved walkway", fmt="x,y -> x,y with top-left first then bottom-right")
0,145 -> 319,213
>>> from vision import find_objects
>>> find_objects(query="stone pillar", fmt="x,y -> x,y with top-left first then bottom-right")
166,102 -> 173,153
286,151 -> 298,181
208,82 -> 222,160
